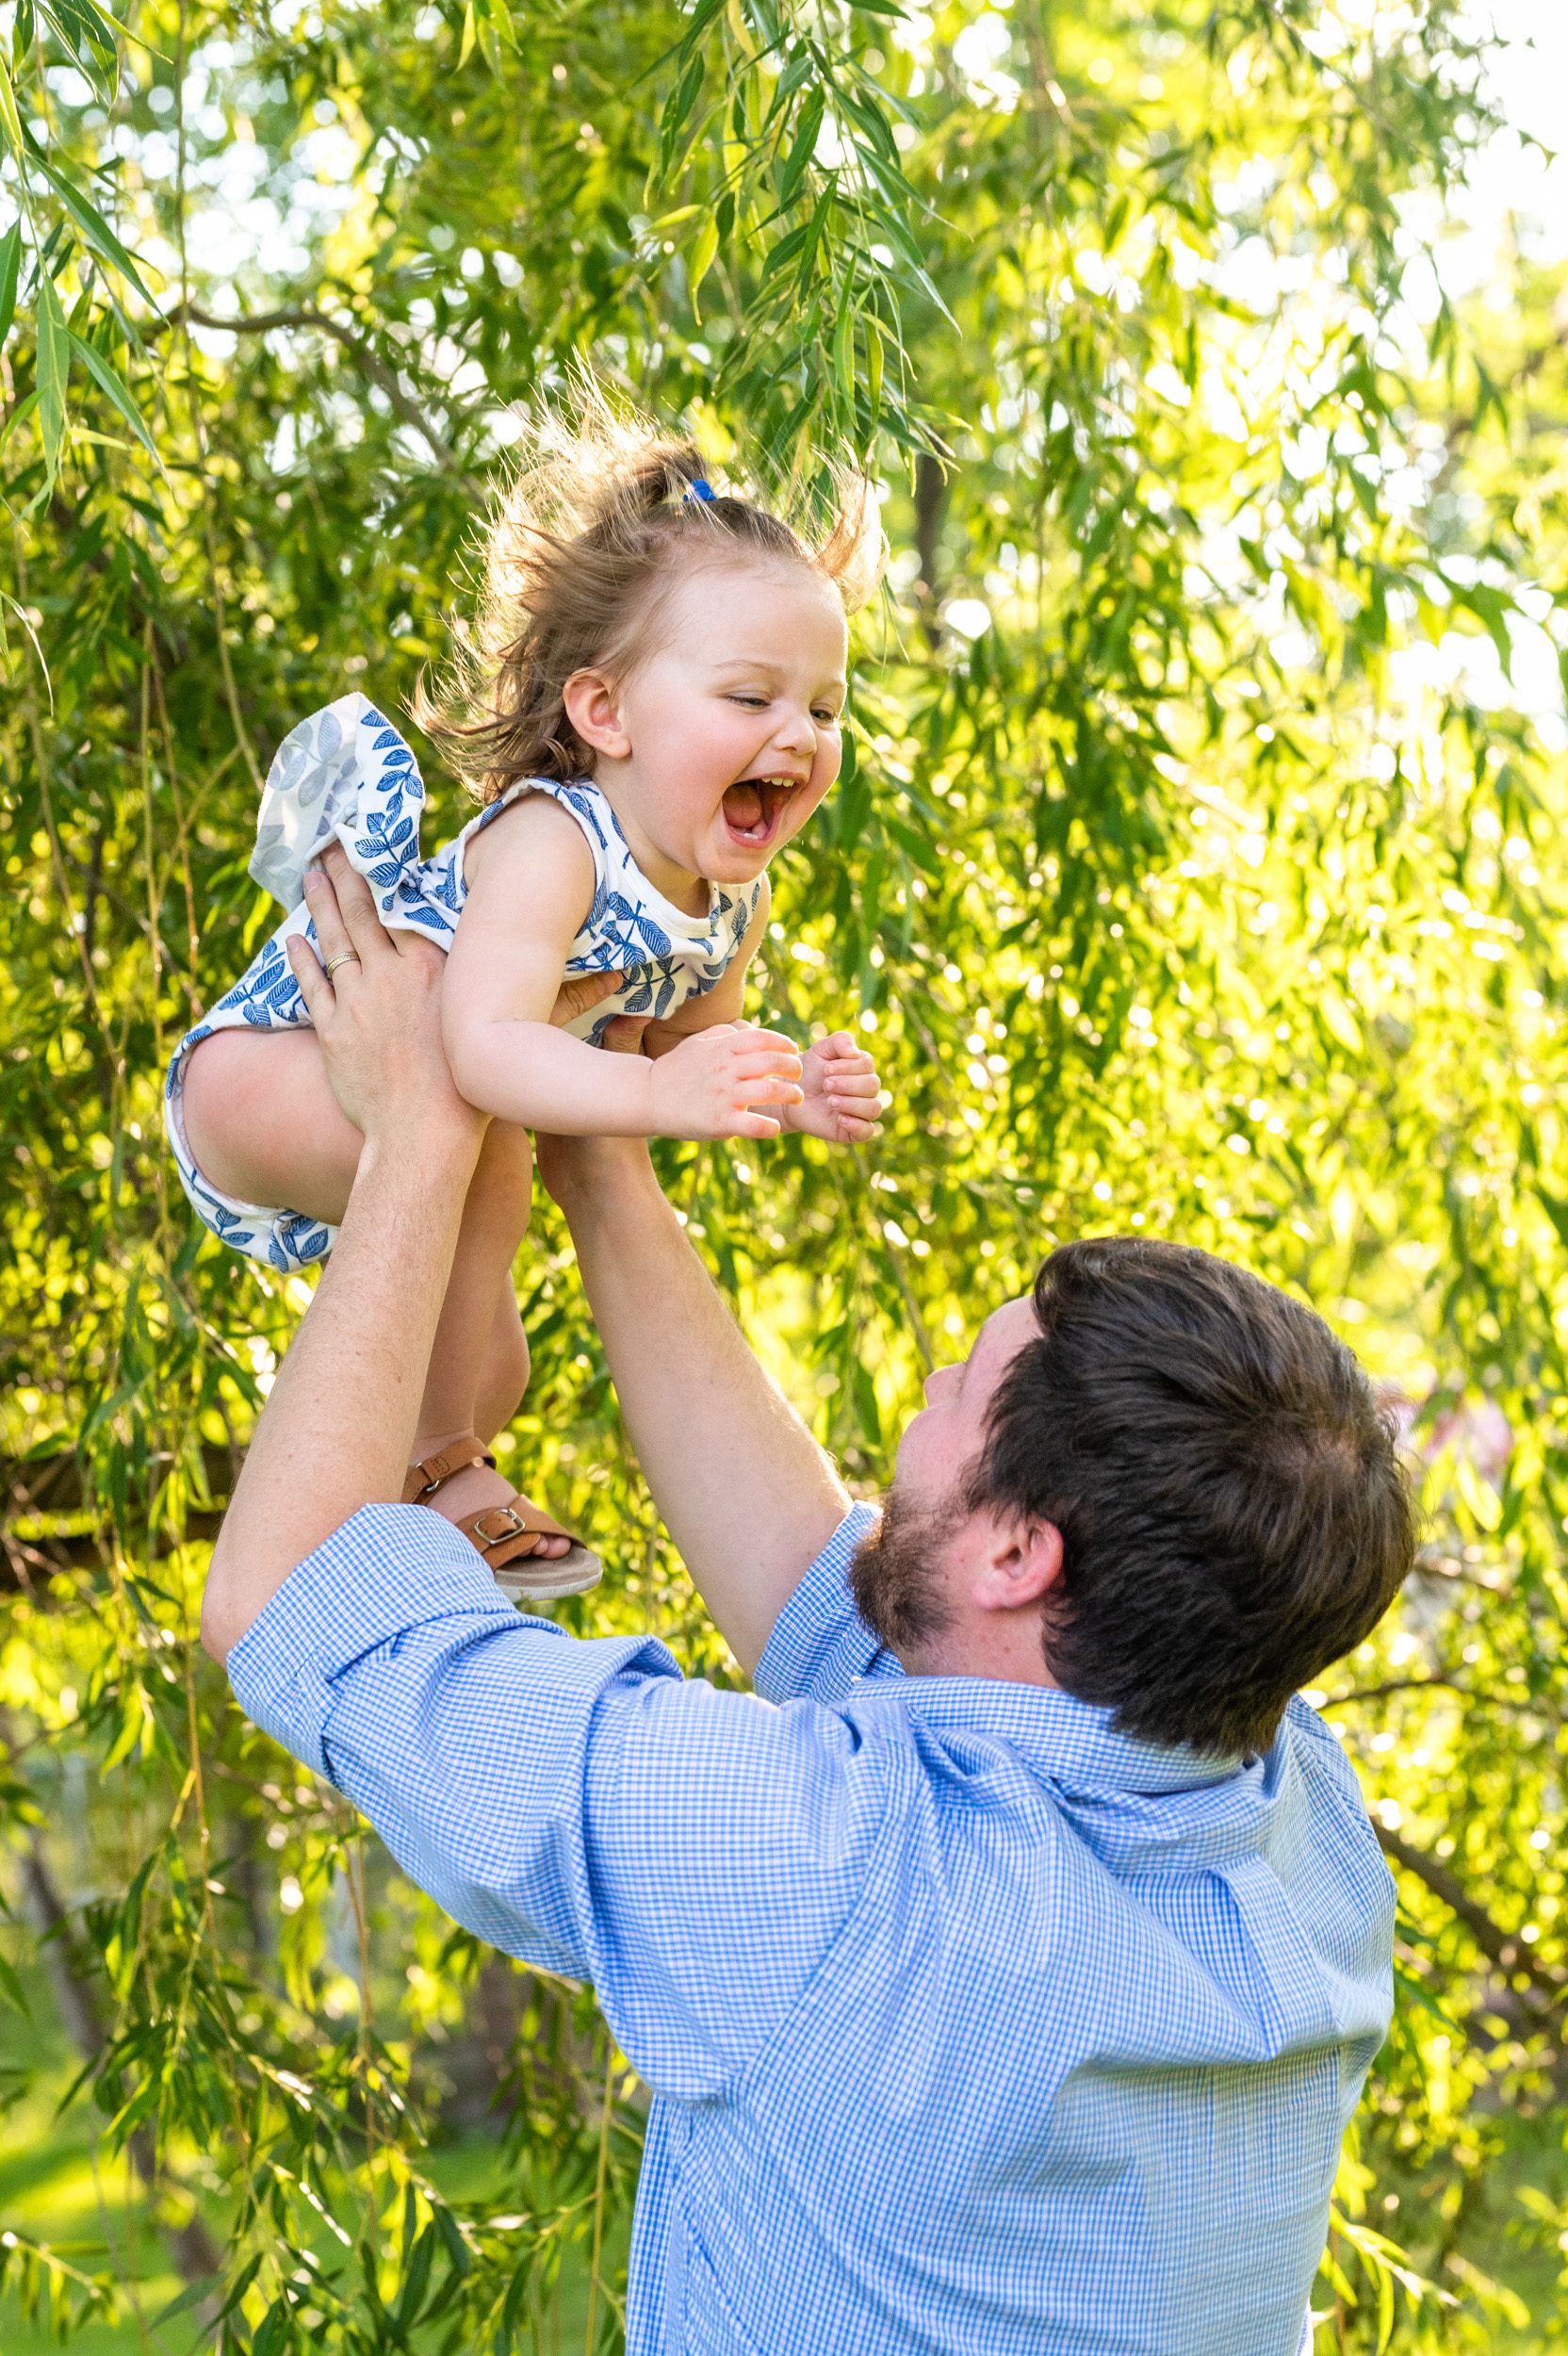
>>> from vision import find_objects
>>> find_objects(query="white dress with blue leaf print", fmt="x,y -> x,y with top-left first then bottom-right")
165,692 -> 763,1273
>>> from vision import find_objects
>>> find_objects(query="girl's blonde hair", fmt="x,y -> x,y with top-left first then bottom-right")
419,388 -> 885,800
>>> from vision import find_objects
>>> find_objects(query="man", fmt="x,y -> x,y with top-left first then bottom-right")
203,846 -> 1414,2356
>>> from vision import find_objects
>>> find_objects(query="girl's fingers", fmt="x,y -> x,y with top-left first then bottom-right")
730,1024 -> 801,1057
743,1077 -> 806,1106
737,1112 -> 784,1138
731,1036 -> 803,1062
735,1053 -> 805,1082
826,1071 -> 880,1098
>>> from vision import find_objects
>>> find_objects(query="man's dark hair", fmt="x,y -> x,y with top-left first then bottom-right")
965,1237 -> 1415,1757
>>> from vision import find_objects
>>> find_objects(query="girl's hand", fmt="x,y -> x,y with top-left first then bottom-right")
782,1030 -> 882,1145
647,1023 -> 805,1141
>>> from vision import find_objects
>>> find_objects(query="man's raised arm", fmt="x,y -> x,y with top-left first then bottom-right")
200,853 -> 486,1661
541,1112 -> 851,1675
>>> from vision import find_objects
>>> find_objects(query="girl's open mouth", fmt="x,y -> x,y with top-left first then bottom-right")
722,777 -> 796,850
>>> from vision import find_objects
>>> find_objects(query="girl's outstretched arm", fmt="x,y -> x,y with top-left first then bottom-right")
444,796 -> 804,1139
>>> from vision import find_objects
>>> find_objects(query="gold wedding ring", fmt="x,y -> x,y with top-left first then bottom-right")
322,952 -> 361,980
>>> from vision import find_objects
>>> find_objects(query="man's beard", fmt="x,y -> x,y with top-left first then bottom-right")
850,1479 -> 959,1657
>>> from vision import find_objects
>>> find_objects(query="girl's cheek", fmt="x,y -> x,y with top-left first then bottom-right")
792,779 -> 834,836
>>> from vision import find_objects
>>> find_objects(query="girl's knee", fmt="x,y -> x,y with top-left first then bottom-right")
181,1032 -> 261,1181
180,1028 -> 357,1214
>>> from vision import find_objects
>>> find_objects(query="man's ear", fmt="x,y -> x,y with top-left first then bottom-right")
972,1516 -> 1064,1616
562,667 -> 631,761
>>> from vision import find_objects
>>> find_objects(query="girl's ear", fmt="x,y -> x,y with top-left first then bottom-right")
563,667 -> 631,762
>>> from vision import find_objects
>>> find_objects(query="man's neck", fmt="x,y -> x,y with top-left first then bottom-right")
898,1625 -> 1061,1688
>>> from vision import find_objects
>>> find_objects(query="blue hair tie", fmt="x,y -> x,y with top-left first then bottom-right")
684,477 -> 715,503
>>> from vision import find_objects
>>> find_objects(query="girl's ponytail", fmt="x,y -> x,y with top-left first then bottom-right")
614,439 -> 708,517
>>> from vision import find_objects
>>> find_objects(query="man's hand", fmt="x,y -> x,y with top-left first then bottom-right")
289,846 -> 483,1153
781,1031 -> 881,1145
646,1023 -> 805,1141
553,967 -> 627,1028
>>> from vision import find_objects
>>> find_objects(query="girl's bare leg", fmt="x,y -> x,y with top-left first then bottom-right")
182,1026 -> 566,1556
475,1288 -> 531,1448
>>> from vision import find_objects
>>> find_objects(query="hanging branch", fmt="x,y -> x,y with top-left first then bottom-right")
161,303 -> 465,474
1377,1823 -> 1565,2013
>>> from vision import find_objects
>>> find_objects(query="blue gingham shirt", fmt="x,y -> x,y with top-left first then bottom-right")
229,1501 -> 1395,2355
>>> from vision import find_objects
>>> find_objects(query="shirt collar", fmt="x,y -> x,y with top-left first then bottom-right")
893,1674 -> 1245,1796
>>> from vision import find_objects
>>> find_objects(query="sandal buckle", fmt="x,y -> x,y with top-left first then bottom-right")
409,1441 -> 494,1503
470,1505 -> 531,1550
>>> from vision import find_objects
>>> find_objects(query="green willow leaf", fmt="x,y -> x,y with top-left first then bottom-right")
0,221 -> 21,347
66,327 -> 160,464
33,267 -> 69,475
777,85 -> 825,207
0,51 -> 24,158
38,0 -> 124,78
31,147 -> 150,295
688,211 -> 719,316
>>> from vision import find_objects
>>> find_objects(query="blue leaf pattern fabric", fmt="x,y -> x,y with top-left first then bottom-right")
165,692 -> 764,1272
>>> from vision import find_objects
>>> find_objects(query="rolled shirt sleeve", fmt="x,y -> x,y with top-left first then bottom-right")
226,1503 -> 887,2099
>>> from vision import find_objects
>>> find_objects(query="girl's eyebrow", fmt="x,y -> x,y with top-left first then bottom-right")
709,654 -> 849,692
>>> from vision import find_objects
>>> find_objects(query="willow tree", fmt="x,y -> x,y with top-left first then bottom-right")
2,0 -> 1565,2348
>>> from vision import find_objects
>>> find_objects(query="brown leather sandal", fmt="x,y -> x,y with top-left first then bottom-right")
401,1434 -> 602,1601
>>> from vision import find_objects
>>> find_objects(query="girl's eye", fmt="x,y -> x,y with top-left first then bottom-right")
728,694 -> 769,709
813,708 -> 841,725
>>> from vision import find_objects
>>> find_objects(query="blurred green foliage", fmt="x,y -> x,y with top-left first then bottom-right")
2,0 -> 1567,2347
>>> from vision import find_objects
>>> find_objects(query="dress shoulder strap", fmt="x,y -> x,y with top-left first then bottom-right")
470,775 -> 615,889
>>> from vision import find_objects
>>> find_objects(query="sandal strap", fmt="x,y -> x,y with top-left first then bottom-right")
458,1496 -> 582,1565
402,1433 -> 496,1505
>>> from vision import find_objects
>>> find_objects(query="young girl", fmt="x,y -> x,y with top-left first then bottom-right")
165,402 -> 884,1601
